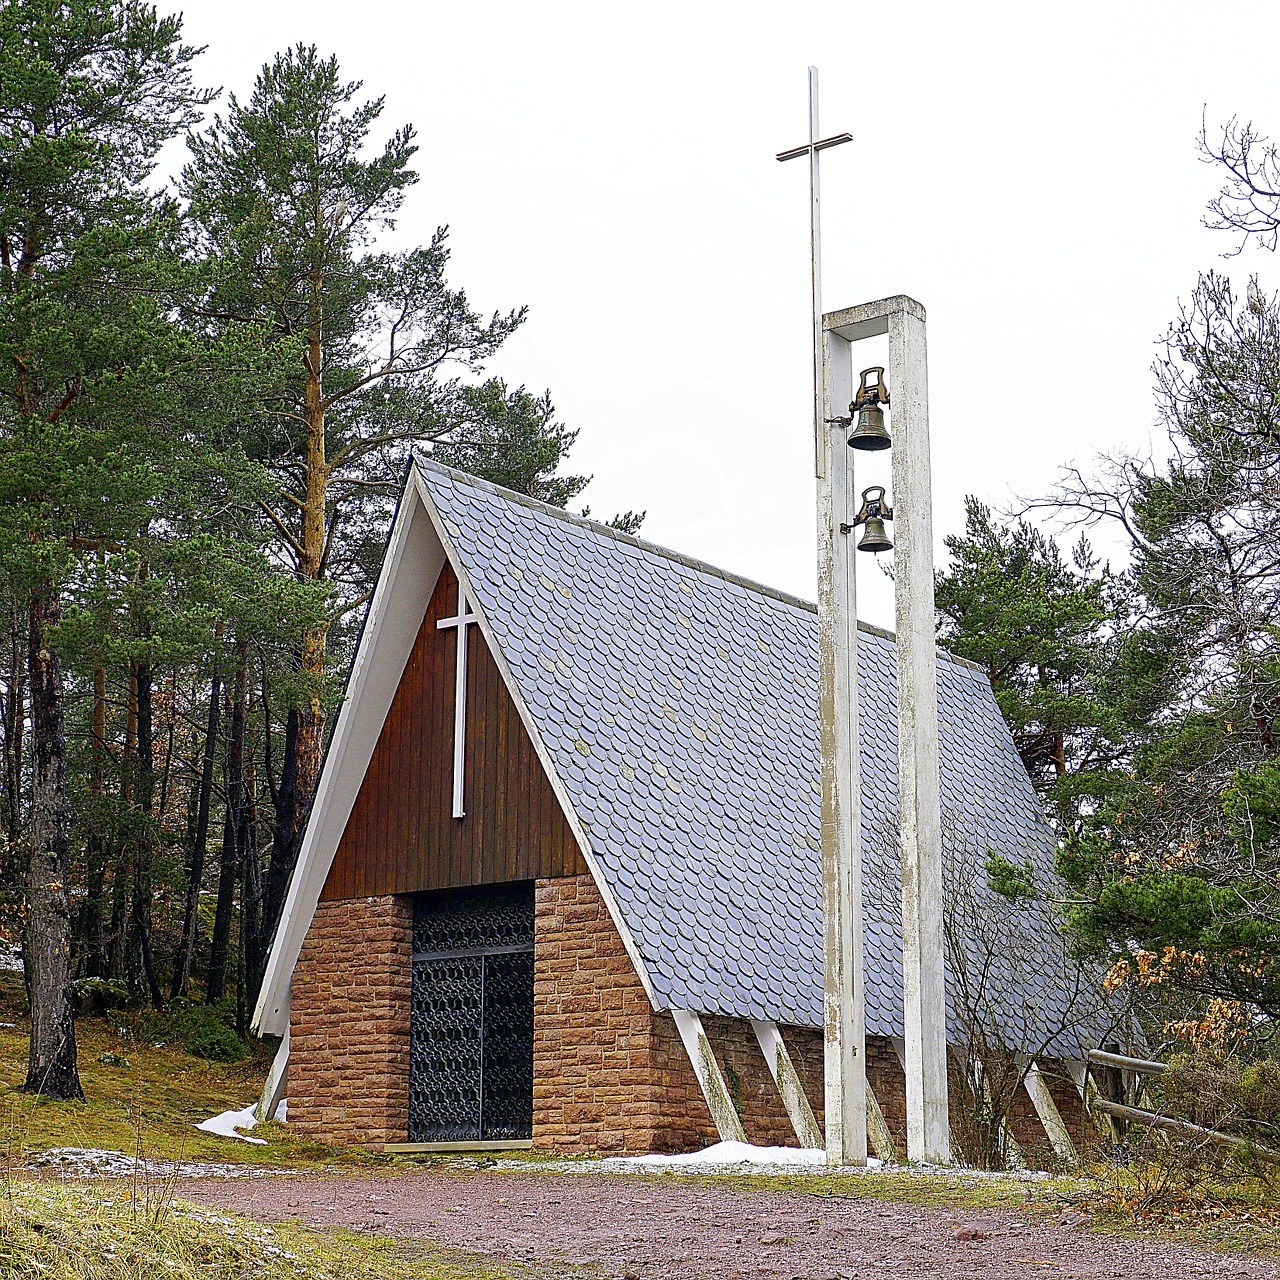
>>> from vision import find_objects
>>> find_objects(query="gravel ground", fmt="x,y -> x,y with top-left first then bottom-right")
178,1169 -> 1280,1280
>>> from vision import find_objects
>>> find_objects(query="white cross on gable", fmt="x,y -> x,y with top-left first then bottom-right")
437,593 -> 478,819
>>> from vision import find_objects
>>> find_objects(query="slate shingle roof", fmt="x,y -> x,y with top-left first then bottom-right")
416,459 -> 1096,1056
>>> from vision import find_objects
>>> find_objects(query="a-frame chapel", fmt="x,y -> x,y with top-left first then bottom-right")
251,459 -> 1093,1159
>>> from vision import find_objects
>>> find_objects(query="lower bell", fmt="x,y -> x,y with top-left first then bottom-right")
857,516 -> 893,553
848,405 -> 892,451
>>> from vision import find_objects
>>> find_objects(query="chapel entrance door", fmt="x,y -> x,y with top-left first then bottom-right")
408,882 -> 534,1143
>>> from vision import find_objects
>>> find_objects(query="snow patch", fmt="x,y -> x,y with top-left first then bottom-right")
622,1140 -> 867,1168
25,1148 -> 299,1179
196,1103 -> 266,1145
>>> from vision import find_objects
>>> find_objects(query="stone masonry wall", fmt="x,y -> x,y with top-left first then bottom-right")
291,877 -> 1086,1165
288,895 -> 412,1147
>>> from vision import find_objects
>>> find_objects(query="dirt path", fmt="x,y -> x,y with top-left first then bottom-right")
179,1170 -> 1279,1280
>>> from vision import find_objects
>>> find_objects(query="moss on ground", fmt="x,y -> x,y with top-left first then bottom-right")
0,1010 -> 374,1170
664,1165 -> 1089,1210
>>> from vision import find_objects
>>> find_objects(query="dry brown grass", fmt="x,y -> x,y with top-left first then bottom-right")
0,1180 -> 537,1280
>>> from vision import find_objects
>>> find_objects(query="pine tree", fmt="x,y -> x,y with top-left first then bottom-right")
0,0 -> 214,1099
181,46 -> 592,936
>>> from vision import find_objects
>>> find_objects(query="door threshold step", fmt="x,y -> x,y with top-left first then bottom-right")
383,1139 -> 534,1153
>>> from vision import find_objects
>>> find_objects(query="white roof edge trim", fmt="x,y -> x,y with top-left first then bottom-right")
251,479 -> 446,1036
408,464 -> 662,1009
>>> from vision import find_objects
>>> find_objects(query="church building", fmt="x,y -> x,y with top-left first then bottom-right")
251,459 -> 1092,1159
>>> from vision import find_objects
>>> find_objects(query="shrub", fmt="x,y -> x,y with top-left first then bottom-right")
1153,1048 -> 1280,1152
172,1002 -> 248,1063
137,1000 -> 249,1064
70,977 -> 131,1015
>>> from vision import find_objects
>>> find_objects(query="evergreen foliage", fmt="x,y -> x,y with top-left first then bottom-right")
940,231 -> 1280,1043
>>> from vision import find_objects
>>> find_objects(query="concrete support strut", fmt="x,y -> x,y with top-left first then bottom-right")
1023,1059 -> 1078,1165
672,1009 -> 748,1144
256,1026 -> 289,1123
866,1084 -> 900,1163
752,1019 -> 824,1150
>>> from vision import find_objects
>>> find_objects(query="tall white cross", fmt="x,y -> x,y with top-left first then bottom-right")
437,593 -> 478,819
776,67 -> 851,481
778,68 -> 867,1168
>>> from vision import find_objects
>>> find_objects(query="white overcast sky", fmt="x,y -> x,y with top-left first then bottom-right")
171,0 -> 1280,627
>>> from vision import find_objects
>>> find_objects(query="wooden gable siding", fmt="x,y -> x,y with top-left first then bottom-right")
321,562 -> 586,901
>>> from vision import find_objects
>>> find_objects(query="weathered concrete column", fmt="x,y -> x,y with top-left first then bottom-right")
888,299 -> 951,1165
816,322 -> 869,1167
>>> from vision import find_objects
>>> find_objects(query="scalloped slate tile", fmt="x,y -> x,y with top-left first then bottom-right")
416,459 -> 1096,1055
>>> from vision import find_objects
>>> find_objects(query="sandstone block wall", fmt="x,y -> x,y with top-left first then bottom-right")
288,895 -> 412,1147
290,877 -> 1087,1166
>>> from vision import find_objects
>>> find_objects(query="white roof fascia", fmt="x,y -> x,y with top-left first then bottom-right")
251,479 -> 446,1036
409,464 -> 662,1008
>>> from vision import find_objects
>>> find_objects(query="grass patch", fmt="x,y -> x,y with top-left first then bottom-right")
0,1010 -> 376,1171
662,1165 -> 1089,1211
0,1180 -> 541,1279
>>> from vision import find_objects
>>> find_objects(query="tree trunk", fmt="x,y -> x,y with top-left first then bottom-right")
23,585 -> 82,1101
77,663 -> 108,977
207,643 -> 247,1004
266,705 -> 299,939
172,663 -> 221,1000
108,668 -> 138,983
1,604 -> 25,852
240,738 -> 264,1014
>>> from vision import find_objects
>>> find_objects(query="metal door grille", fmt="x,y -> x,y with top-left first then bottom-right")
408,884 -> 534,1143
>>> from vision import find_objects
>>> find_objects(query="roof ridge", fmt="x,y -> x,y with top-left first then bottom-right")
414,455 -> 985,675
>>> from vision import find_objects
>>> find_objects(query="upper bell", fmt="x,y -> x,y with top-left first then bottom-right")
849,404 -> 891,451
848,366 -> 892,451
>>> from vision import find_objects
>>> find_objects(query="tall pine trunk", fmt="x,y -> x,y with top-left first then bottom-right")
1,605 -> 25,852
240,738 -> 264,1014
23,585 -> 82,1100
207,642 -> 247,1004
108,668 -> 138,987
173,662 -> 221,999
267,305 -> 328,941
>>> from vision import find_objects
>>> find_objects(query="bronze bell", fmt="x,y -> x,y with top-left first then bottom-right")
857,515 -> 893,553
848,367 -> 891,451
853,485 -> 894,553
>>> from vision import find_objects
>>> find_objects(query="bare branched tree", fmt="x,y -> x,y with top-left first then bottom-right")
1034,273 -> 1280,754
861,811 -> 1110,1171
941,830 -> 1112,1171
1203,116 -> 1280,255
